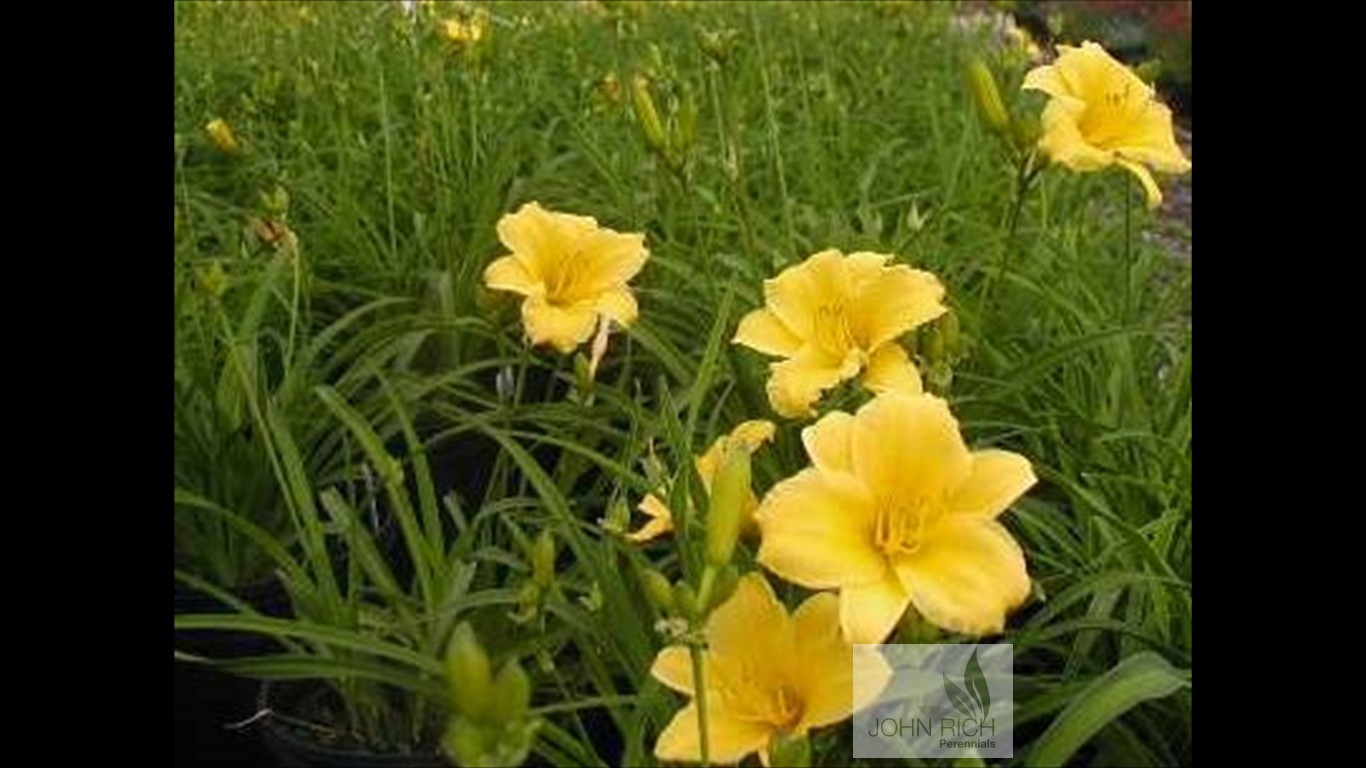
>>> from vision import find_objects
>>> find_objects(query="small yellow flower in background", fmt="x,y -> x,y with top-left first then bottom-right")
442,8 -> 489,43
756,392 -> 1036,644
627,420 -> 774,543
650,573 -> 891,765
1023,41 -> 1190,208
204,118 -> 239,154
733,249 -> 946,419
484,202 -> 648,354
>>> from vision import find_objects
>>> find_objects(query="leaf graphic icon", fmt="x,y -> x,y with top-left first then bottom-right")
964,647 -> 990,721
943,673 -> 976,720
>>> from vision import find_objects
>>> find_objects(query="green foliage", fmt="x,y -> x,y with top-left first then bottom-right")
176,2 -> 1191,765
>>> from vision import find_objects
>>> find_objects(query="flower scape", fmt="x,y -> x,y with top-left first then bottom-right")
176,3 -> 1192,767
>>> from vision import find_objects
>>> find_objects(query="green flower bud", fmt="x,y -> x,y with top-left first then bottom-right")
1133,58 -> 1164,85
705,445 -> 750,568
940,310 -> 961,357
769,731 -> 812,768
641,568 -> 676,614
489,659 -> 532,725
446,622 -> 493,723
442,718 -> 488,768
531,529 -> 556,590
259,185 -> 290,216
706,564 -> 739,612
966,59 -> 1010,135
673,582 -> 699,623
195,260 -> 229,302
630,75 -> 668,153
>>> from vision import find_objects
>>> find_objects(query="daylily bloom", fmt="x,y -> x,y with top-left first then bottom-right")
484,202 -> 648,354
1023,41 -> 1190,207
650,573 -> 891,765
733,250 -> 946,419
627,420 -> 774,543
756,392 -> 1036,643
442,8 -> 489,43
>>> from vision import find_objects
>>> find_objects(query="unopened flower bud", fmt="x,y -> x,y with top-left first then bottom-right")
966,59 -> 1010,135
489,659 -> 532,725
532,529 -> 556,590
442,720 -> 487,768
641,569 -> 676,614
673,582 -> 699,623
706,445 -> 750,568
446,622 -> 493,723
706,565 -> 739,612
205,118 -> 239,154
631,75 -> 668,153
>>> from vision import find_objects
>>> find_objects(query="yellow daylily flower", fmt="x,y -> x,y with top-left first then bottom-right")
204,118 -> 238,154
650,573 -> 891,765
733,250 -> 946,420
484,202 -> 649,354
1023,41 -> 1190,208
442,8 -> 489,43
756,392 -> 1036,643
627,420 -> 775,543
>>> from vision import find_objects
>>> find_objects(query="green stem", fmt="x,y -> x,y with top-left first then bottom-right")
1122,175 -> 1134,321
689,642 -> 710,767
978,152 -> 1038,324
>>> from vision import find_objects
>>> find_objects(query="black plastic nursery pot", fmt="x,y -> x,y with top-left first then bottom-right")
258,681 -> 449,768
176,577 -> 294,767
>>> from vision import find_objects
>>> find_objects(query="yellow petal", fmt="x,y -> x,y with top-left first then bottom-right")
791,592 -> 858,730
852,393 -> 971,503
801,410 -> 855,475
763,249 -> 846,339
650,645 -> 696,695
897,518 -> 1031,636
696,420 -> 776,491
567,228 -> 649,299
950,450 -> 1037,520
734,308 -> 803,357
654,701 -> 771,766
728,420 -> 777,450
839,573 -> 913,645
483,255 -> 541,296
496,202 -> 585,279
520,295 -> 598,353
1038,99 -> 1114,171
593,285 -> 639,326
625,494 -> 674,542
706,574 -> 797,691
1021,62 -> 1071,100
766,348 -> 857,419
1110,99 -> 1190,174
860,343 -> 924,397
1116,158 -> 1164,209
756,469 -> 884,589
850,264 -> 946,350
843,251 -> 893,292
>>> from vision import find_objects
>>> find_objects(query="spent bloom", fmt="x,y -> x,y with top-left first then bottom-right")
627,420 -> 775,543
204,118 -> 238,154
756,392 -> 1036,643
484,202 -> 648,354
733,249 -> 946,419
650,573 -> 890,764
1023,41 -> 1190,207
